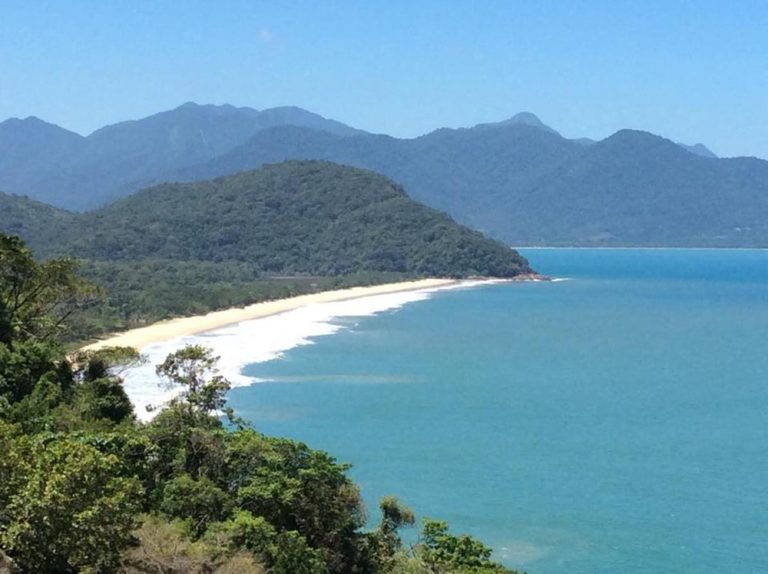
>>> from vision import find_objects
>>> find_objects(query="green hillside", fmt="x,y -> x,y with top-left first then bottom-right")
62,161 -> 529,277
1,161 -> 532,340
0,191 -> 74,251
180,123 -> 768,247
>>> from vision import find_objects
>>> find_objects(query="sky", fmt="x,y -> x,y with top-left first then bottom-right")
1,0 -> 766,158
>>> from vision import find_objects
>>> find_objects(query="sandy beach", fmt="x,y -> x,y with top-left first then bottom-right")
81,278 -> 459,352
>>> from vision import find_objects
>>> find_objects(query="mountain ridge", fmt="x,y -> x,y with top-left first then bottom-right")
0,103 -> 366,209
1,104 -> 766,246
175,123 -> 768,246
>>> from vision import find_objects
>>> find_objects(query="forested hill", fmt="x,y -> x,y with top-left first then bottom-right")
179,124 -> 768,247
1,162 -> 531,339
0,191 -> 74,250
42,161 -> 531,278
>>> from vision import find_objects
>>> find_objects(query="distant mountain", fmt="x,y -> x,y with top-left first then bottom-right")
177,123 -> 768,246
676,142 -> 718,158
14,161 -> 531,278
0,103 -> 365,209
571,137 -> 597,146
475,111 -> 559,134
570,138 -> 719,158
2,105 -> 766,246
0,117 -> 85,196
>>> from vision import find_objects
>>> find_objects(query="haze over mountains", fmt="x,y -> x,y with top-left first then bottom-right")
0,103 -> 364,209
1,103 -> 766,247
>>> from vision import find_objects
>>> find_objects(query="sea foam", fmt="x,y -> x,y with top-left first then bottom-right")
122,281 -> 489,420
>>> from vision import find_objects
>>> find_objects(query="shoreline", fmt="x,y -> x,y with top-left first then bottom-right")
517,246 -> 768,251
81,278 -> 464,353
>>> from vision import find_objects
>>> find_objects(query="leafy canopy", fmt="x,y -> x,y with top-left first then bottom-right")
154,344 -> 233,419
0,233 -> 98,346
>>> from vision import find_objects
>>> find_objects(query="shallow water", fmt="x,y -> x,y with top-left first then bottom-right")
222,249 -> 768,572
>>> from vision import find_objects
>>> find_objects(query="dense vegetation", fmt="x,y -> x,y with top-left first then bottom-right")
1,161 -> 532,341
0,192 -> 74,252
0,233 -> 522,573
2,104 -> 767,246
181,123 -> 768,247
58,161 -> 530,278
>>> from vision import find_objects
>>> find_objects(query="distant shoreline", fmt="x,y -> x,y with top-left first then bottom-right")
517,246 -> 768,250
81,278 -> 464,353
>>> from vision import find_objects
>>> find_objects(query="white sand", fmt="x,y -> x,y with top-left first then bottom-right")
81,278 -> 458,353
83,278 -> 511,419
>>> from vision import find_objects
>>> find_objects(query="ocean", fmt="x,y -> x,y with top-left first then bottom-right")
223,249 -> 768,573
125,249 -> 768,572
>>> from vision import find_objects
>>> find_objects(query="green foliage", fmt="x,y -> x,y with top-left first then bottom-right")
0,428 -> 143,573
144,405 -> 228,483
154,345 -> 232,417
416,519 -> 519,574
223,510 -> 327,574
122,515 -> 266,574
55,162 -> 529,279
0,192 -> 73,253
230,431 -> 367,571
160,474 -> 233,536
0,339 -> 74,433
2,160 -> 534,343
0,338 -> 67,403
380,496 -> 416,537
180,123 -> 768,247
73,375 -> 134,423
0,235 -> 526,573
370,497 -> 416,570
0,233 -> 99,346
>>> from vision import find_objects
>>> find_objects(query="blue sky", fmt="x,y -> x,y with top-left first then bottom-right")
1,0 -> 766,158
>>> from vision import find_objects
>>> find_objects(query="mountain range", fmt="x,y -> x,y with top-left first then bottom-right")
1,103 -> 766,246
0,103 -> 363,209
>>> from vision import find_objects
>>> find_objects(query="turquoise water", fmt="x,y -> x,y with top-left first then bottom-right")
228,249 -> 768,573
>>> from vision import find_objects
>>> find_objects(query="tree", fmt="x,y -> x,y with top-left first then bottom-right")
122,515 -> 266,574
232,432 -> 367,573
0,429 -> 143,573
154,345 -> 232,419
70,346 -> 143,425
160,474 -> 233,537
221,510 -> 326,574
416,518 -> 519,574
0,233 -> 98,347
373,496 -> 415,569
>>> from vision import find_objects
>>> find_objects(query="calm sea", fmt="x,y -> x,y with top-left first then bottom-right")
228,249 -> 768,573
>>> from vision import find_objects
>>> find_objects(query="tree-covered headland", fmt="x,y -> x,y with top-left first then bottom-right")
0,233 -> 523,573
0,161 -> 533,343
